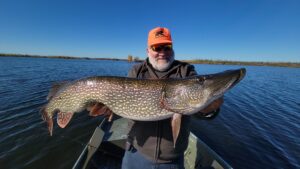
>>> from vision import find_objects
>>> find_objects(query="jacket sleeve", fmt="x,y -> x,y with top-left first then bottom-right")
193,108 -> 220,120
127,62 -> 143,78
186,64 -> 198,77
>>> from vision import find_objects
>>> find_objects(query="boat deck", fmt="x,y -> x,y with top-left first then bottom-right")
73,117 -> 233,169
88,142 -> 123,169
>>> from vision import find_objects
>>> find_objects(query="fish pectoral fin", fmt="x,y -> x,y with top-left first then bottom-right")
87,102 -> 113,118
171,113 -> 182,147
57,112 -> 74,128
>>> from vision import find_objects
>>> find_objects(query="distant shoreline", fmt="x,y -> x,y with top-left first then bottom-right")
1,53 -> 299,68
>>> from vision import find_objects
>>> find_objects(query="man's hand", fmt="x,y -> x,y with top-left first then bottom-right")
193,97 -> 223,119
200,97 -> 224,114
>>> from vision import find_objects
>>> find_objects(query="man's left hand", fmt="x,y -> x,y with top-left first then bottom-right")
200,97 -> 224,114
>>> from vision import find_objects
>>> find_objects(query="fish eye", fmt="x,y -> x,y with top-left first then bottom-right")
197,77 -> 204,84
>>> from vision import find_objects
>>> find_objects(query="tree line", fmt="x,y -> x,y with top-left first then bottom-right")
1,53 -> 299,68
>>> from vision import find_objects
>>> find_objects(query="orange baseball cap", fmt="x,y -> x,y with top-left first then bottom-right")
148,27 -> 172,46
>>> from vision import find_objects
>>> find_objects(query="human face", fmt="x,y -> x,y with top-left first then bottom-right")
147,44 -> 174,71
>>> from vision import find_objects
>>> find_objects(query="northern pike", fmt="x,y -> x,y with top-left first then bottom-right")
41,68 -> 246,144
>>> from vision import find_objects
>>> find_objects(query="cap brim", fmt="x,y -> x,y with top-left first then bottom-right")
149,40 -> 172,46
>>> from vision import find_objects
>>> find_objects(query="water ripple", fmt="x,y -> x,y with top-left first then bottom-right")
1,58 -> 300,169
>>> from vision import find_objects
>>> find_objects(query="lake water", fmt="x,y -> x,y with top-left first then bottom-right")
0,57 -> 299,169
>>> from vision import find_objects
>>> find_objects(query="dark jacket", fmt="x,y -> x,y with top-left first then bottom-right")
127,59 -> 197,163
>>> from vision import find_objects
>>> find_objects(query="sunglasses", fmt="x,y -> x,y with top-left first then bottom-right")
151,45 -> 172,52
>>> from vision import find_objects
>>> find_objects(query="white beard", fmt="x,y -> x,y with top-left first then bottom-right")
148,55 -> 174,71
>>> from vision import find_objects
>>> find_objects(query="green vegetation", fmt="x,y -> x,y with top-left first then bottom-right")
0,53 -> 79,59
1,53 -> 299,68
0,53 -> 124,61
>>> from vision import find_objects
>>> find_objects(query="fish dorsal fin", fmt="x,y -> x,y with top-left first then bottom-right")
47,81 -> 69,100
57,112 -> 74,128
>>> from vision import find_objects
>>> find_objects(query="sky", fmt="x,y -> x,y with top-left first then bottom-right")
0,0 -> 299,62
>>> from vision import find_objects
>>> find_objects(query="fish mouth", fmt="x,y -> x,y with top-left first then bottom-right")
207,68 -> 246,97
230,68 -> 246,88
40,107 -> 53,136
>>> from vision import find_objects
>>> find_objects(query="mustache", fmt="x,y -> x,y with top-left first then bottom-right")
149,54 -> 174,71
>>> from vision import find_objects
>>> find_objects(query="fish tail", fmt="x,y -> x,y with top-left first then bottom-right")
40,106 -> 53,136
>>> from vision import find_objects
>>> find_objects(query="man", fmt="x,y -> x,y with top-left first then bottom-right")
121,27 -> 223,169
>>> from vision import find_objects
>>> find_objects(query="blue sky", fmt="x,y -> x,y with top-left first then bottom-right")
0,0 -> 299,62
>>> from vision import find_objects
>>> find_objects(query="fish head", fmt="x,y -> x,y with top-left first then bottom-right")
162,68 -> 246,114
189,68 -> 246,111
